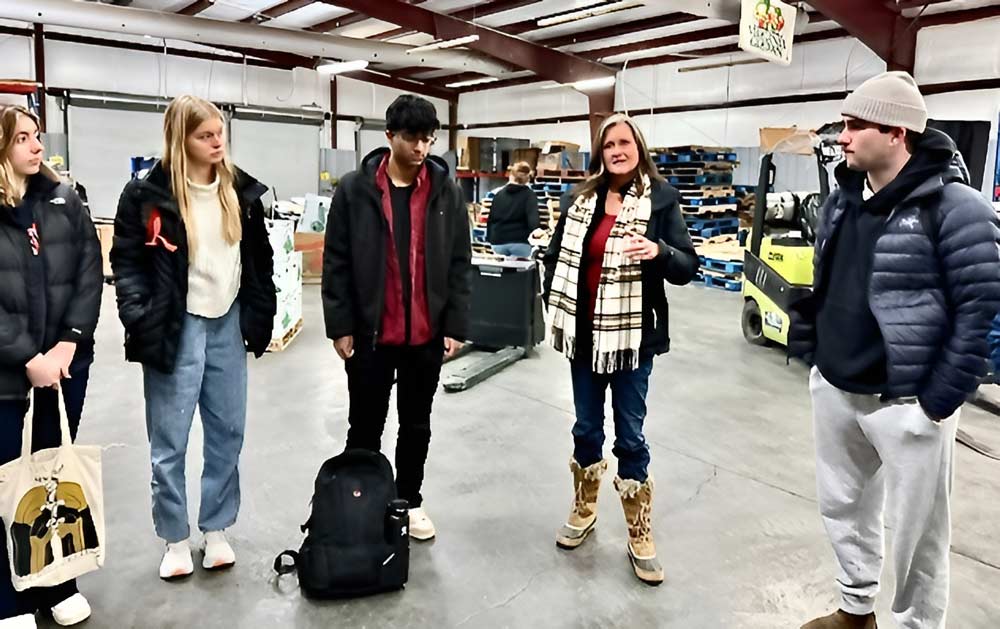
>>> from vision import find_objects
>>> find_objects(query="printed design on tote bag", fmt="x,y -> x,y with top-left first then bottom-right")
10,470 -> 100,577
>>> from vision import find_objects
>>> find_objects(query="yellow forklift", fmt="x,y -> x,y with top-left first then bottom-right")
741,125 -> 842,346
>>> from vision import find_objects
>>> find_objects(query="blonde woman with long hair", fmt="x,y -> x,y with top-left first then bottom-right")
542,114 -> 699,585
0,105 -> 102,628
110,95 -> 276,580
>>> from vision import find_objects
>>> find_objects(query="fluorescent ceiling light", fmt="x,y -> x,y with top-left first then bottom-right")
407,35 -> 480,54
537,1 -> 643,28
445,77 -> 501,88
316,60 -> 369,75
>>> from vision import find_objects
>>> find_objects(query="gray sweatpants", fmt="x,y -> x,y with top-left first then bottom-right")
809,367 -> 959,629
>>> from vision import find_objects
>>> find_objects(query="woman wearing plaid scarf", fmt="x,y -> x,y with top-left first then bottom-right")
542,114 -> 699,585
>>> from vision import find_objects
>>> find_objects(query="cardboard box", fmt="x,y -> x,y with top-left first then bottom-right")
294,232 -> 325,282
272,286 -> 303,341
297,193 -> 332,233
95,223 -> 114,278
273,251 -> 302,298
511,148 -> 541,171
760,127 -> 816,155
266,219 -> 296,261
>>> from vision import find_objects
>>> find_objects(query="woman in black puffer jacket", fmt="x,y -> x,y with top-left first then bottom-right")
0,105 -> 102,626
110,95 -> 276,582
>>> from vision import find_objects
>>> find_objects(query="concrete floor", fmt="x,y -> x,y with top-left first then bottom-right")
44,283 -> 1000,628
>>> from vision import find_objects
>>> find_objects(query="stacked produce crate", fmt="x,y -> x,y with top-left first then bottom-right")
266,218 -> 304,350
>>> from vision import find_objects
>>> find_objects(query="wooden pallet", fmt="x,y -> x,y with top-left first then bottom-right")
681,204 -> 739,216
536,168 -> 587,179
267,317 -> 303,353
679,187 -> 736,199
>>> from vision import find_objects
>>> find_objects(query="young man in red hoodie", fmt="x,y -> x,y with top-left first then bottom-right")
322,95 -> 472,541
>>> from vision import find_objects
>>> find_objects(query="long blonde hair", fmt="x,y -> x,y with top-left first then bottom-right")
162,95 -> 241,260
573,113 -> 664,199
0,105 -> 41,208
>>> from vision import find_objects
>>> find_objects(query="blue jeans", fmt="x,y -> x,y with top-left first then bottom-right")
0,354 -> 91,619
491,243 -> 534,258
569,357 -> 654,482
142,302 -> 247,543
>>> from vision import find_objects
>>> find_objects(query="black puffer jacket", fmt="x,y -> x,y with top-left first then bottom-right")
789,129 -> 1000,418
110,162 -> 277,374
542,178 -> 700,357
486,183 -> 539,245
0,170 -> 102,400
322,148 -> 472,343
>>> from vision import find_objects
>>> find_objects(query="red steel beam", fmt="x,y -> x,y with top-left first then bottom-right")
537,13 -> 702,48
308,0 -> 428,34
241,0 -> 316,23
33,23 -> 46,131
919,4 -> 1000,26
808,0 -> 915,72
579,24 -> 739,61
319,0 -> 614,83
177,1 -> 213,17
371,0 -> 542,41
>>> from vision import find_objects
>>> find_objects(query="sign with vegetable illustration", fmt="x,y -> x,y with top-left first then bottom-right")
739,0 -> 797,66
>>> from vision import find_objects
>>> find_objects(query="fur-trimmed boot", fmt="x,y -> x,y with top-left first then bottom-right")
801,610 -> 877,629
556,458 -> 608,549
615,476 -> 664,586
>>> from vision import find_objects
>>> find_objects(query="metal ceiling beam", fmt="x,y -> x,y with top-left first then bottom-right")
371,0 -> 542,41
808,0 -> 915,72
627,27 -> 850,68
319,0 -> 614,84
240,0 -> 315,23
177,0 -> 213,17
217,43 -> 459,101
308,0 -> 428,34
920,4 -> 1000,26
580,24 -> 738,61
12,0 -> 511,76
536,13 -> 702,49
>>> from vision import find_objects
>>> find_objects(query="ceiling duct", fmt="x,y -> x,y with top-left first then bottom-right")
3,0 -> 511,77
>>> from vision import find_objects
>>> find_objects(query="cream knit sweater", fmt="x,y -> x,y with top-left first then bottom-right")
186,176 -> 242,318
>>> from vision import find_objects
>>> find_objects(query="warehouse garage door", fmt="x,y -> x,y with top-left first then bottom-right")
67,104 -> 164,220
230,117 -> 321,201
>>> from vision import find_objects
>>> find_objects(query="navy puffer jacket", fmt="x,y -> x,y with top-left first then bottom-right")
789,129 -> 1000,418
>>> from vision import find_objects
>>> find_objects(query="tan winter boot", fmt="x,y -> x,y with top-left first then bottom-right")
615,476 -> 664,586
801,610 -> 877,629
556,458 -> 608,550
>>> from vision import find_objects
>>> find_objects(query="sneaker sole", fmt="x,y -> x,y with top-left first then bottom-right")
160,569 -> 194,582
203,560 -> 236,571
53,610 -> 92,627
409,531 -> 435,541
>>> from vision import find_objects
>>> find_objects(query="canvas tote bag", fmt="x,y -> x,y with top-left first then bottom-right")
0,390 -> 104,591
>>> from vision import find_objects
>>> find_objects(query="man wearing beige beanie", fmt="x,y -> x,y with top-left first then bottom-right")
789,71 -> 1000,629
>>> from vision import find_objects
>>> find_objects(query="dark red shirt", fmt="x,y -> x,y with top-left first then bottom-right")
583,212 -> 617,319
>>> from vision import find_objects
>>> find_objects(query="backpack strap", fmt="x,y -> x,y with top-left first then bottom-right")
273,550 -> 299,576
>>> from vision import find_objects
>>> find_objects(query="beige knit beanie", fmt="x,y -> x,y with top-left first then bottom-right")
841,71 -> 927,133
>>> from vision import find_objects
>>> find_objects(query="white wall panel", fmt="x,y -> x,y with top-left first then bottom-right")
457,82 -> 589,126
0,34 -> 31,79
915,18 -> 1000,85
231,118 -> 321,199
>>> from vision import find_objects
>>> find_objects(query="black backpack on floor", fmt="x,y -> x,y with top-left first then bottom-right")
274,449 -> 410,599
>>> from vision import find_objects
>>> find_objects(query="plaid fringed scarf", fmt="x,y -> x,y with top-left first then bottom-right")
548,174 -> 653,374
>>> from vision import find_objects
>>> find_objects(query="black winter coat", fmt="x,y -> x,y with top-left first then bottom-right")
486,183 -> 539,245
0,172 -> 102,399
789,131 -> 1000,418
542,178 -> 700,357
322,148 -> 473,343
110,162 -> 277,374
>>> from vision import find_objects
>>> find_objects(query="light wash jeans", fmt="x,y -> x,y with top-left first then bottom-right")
143,301 -> 248,543
491,243 -> 534,258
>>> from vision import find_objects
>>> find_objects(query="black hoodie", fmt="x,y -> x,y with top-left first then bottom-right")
486,183 -> 540,245
814,130 -> 958,394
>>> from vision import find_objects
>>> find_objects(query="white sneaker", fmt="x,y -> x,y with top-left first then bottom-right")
408,507 -> 436,541
51,593 -> 91,627
159,539 -> 194,580
202,531 -> 236,570
0,614 -> 36,629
